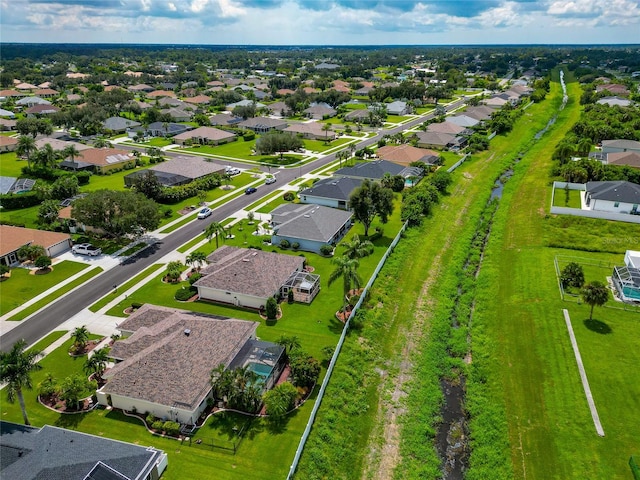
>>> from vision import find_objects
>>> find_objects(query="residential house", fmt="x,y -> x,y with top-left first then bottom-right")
612,250 -> 640,302
386,101 -> 410,115
239,116 -> 287,133
0,136 -> 18,152
184,94 -> 212,106
0,118 -> 17,131
102,116 -> 141,133
316,62 -> 340,70
209,113 -> 243,126
128,84 -> 155,93
0,421 -> 167,480
601,139 -> 640,155
584,180 -> 640,214
59,147 -> 134,173
158,97 -> 186,108
303,104 -> 337,119
160,107 -> 194,122
16,97 -> 51,107
15,82 -> 38,91
34,88 -> 59,98
172,126 -> 237,146
227,99 -> 266,111
344,109 -> 371,123
298,177 -> 363,210
606,151 -> 640,169
35,137 -> 91,153
270,203 -> 353,254
427,121 -> 466,136
130,122 -> 192,138
596,84 -> 630,96
147,90 -> 177,99
354,86 -> 373,96
463,105 -> 495,121
97,304 -> 284,424
0,108 -> 16,118
193,246 -> 311,308
596,96 -> 632,107
25,104 -> 60,116
0,90 -> 26,99
376,144 -> 440,167
124,155 -> 226,187
334,159 -> 422,181
447,114 -> 480,128
0,225 -> 72,266
265,101 -> 292,117
283,122 -> 336,141
415,131 -> 459,150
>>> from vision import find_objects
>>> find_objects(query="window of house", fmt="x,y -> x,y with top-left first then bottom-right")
614,202 -> 620,207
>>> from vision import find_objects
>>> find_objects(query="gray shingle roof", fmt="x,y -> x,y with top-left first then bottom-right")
195,246 -> 304,298
299,177 -> 363,201
103,305 -> 257,411
271,203 -> 353,243
102,117 -> 140,131
334,159 -> 405,180
586,180 -> 640,204
0,421 -> 164,480
602,139 -> 640,150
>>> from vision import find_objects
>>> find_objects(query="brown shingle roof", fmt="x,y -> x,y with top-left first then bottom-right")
147,90 -> 176,98
376,145 -> 440,166
0,225 -> 70,257
103,304 -> 257,410
183,95 -> 211,105
76,148 -> 132,166
427,121 -> 465,135
195,246 -> 304,298
608,151 -> 640,169
0,136 -> 18,148
148,155 -> 226,179
173,126 -> 236,143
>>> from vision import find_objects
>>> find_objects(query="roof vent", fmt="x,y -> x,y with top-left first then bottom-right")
184,329 -> 191,336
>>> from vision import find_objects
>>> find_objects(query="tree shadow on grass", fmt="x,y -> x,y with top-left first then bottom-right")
583,318 -> 612,334
54,411 -> 86,430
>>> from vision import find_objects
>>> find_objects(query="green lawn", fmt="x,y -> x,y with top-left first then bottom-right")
245,189 -> 286,211
256,194 -> 292,213
89,263 -> 165,312
8,266 -> 103,321
303,137 -> 353,153
552,187 -> 582,208
0,261 -> 89,316
181,139 -> 256,160
0,151 -> 25,177
27,331 -> 67,353
385,115 -> 410,124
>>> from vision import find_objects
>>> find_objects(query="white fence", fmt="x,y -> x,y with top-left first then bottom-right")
286,221 -> 408,479
447,153 -> 470,173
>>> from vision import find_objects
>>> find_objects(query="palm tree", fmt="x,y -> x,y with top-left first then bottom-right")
16,135 -> 37,169
581,281 -> 610,320
34,144 -> 58,170
205,221 -> 227,249
62,144 -> 82,171
0,340 -> 42,425
210,364 -> 232,401
277,335 -> 301,358
93,137 -> 111,148
186,251 -> 207,271
71,326 -> 90,354
341,234 -> 374,260
165,261 -> 184,283
321,123 -> 333,143
83,348 -> 109,382
328,256 -> 362,316
576,138 -> 592,157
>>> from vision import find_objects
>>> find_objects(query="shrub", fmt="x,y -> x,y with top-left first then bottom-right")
320,244 -> 333,256
266,296 -> 278,320
151,420 -> 164,431
287,289 -> 294,304
291,242 -> 300,250
188,272 -> 202,285
146,414 -> 156,425
34,256 -> 52,270
163,207 -> 173,218
283,192 -> 295,201
163,421 -> 181,436
175,286 -> 197,301
131,302 -> 143,309
243,132 -> 255,141
279,239 -> 290,249
0,191 -> 41,209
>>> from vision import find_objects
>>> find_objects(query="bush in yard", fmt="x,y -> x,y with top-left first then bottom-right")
152,420 -> 164,431
146,414 -> 156,425
288,289 -> 294,304
320,244 -> 333,256
291,242 -> 300,250
279,239 -> 290,249
131,302 -> 143,310
0,264 -> 10,276
188,272 -> 202,285
163,421 -> 181,436
34,256 -> 52,270
560,262 -> 585,289
175,286 -> 197,301
266,296 -> 278,320
283,192 -> 295,201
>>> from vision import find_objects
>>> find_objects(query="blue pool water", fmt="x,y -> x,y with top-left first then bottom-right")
623,287 -> 640,301
248,362 -> 272,379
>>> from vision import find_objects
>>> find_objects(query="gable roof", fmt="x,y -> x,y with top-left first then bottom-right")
102,117 -> 141,131
601,139 -> 640,150
283,122 -> 336,138
334,159 -> 405,180
607,151 -> 640,168
299,177 -> 363,201
586,180 -> 640,204
376,145 -> 439,166
416,131 -> 456,147
271,203 -> 353,243
0,421 -> 165,480
447,114 -> 480,127
35,137 -> 91,152
25,104 -> 60,115
103,304 -> 258,411
209,113 -> 243,126
145,155 -> 225,179
0,136 -> 18,149
195,246 -> 304,298
427,121 -> 465,135
238,117 -> 287,129
0,225 -> 70,257
71,148 -> 132,167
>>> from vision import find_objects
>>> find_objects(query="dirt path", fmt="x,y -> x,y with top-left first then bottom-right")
363,172 -> 477,480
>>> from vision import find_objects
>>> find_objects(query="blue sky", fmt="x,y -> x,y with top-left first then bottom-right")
1,0 -> 639,44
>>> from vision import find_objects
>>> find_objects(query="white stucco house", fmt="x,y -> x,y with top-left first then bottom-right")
584,181 -> 640,214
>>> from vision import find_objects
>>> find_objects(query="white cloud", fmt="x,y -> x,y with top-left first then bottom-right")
217,0 -> 246,17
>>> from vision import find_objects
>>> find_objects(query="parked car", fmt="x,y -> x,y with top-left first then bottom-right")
225,166 -> 241,175
197,207 -> 212,219
72,243 -> 102,256
245,187 -> 257,195
265,176 -> 276,185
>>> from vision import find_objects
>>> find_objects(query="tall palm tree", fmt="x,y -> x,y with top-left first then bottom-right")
16,135 -> 37,169
35,144 -> 58,170
62,144 -> 82,171
205,221 -> 227,249
341,234 -> 374,260
581,281 -> 610,320
186,251 -> 207,271
83,348 -> 109,382
328,256 -> 362,315
0,340 -> 42,425
321,123 -> 332,143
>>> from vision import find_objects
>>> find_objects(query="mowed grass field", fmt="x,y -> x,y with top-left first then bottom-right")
476,73 -> 640,479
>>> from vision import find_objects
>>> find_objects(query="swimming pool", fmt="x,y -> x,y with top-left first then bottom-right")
247,362 -> 273,379
622,286 -> 640,301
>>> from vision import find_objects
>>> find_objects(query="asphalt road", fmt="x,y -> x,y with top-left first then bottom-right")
0,98 -> 466,351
